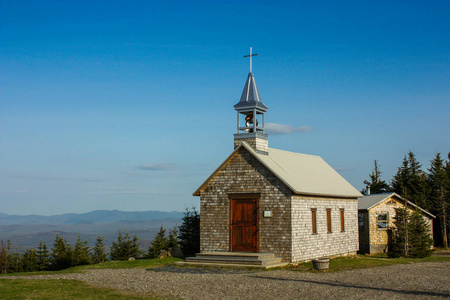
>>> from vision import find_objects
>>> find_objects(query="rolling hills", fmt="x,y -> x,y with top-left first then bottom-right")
0,210 -> 184,252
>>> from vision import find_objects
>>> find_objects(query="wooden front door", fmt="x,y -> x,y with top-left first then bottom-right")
230,198 -> 258,252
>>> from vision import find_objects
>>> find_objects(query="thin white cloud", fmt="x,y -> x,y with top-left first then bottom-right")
121,171 -> 138,176
12,175 -> 103,182
137,163 -> 178,171
265,123 -> 312,135
105,188 -> 140,194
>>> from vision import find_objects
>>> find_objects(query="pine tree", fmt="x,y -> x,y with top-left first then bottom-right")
110,230 -> 128,260
388,208 -> 434,258
428,153 -> 449,248
21,248 -> 39,272
73,235 -> 91,266
362,160 -> 391,195
388,208 -> 409,258
0,240 -> 11,274
37,241 -> 50,271
110,231 -> 140,260
391,156 -> 410,196
129,235 -> 141,259
178,207 -> 200,257
91,236 -> 108,264
10,246 -> 21,273
148,226 -> 168,258
409,210 -> 434,257
167,226 -> 179,249
391,152 -> 428,208
51,235 -> 73,270
445,153 -> 450,247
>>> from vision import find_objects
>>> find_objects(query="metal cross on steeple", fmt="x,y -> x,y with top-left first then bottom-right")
244,47 -> 259,73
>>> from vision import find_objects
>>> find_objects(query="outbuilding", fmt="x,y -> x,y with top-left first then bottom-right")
358,192 -> 435,254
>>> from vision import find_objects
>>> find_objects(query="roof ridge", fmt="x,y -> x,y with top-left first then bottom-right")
363,192 -> 393,197
267,147 -> 320,158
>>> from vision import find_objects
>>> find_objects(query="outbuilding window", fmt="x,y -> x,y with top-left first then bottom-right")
358,212 -> 364,229
377,212 -> 388,230
340,209 -> 345,232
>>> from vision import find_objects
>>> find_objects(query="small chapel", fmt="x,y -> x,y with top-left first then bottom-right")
187,51 -> 362,266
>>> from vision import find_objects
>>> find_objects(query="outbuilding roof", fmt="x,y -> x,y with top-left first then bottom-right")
193,142 -> 362,198
358,192 -> 435,218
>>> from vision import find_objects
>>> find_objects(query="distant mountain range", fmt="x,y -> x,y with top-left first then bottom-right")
0,210 -> 183,226
0,210 -> 184,252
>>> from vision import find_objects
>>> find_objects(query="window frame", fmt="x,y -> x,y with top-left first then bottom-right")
377,212 -> 389,230
311,208 -> 317,234
326,208 -> 332,233
340,208 -> 345,232
358,212 -> 364,230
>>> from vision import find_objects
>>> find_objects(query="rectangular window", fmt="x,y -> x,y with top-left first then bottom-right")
358,212 -> 364,229
377,212 -> 388,230
311,209 -> 317,234
326,208 -> 332,233
340,209 -> 345,232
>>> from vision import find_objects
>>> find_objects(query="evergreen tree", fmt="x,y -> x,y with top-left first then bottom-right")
388,208 -> 409,258
73,235 -> 91,266
10,246 -> 21,273
388,208 -> 434,258
428,153 -> 449,248
409,210 -> 434,257
391,152 -> 428,208
0,240 -> 11,274
37,241 -> 50,271
110,231 -> 141,260
110,230 -> 128,260
178,207 -> 200,257
91,236 -> 108,264
167,226 -> 179,249
51,235 -> 73,270
362,160 -> 391,195
130,235 -> 142,258
148,226 -> 168,258
21,248 -> 39,272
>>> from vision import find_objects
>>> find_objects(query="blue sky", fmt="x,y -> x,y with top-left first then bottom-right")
1,0 -> 449,215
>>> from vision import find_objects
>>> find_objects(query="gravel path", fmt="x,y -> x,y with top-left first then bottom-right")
3,261 -> 450,299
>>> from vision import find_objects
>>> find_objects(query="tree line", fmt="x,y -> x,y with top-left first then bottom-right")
362,152 -> 449,248
0,207 -> 200,274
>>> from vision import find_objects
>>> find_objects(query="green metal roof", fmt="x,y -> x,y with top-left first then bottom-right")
358,192 -> 435,218
193,142 -> 362,198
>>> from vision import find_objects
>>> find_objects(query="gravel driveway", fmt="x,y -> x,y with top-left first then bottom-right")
4,261 -> 450,299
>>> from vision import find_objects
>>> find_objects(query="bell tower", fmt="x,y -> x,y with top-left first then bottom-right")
233,48 -> 269,154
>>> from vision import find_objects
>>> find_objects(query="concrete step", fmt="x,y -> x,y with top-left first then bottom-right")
175,261 -> 289,269
192,252 -> 276,259
185,258 -> 282,266
186,255 -> 279,263
181,252 -> 286,268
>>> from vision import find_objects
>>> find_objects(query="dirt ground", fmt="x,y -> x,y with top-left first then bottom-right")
5,260 -> 450,299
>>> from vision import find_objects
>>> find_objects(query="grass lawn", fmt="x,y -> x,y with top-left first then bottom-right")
288,253 -> 450,272
0,258 -> 181,299
0,279 -> 149,299
0,257 -> 182,277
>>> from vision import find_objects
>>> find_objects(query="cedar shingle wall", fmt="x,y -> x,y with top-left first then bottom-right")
368,196 -> 434,253
198,148 -> 292,261
291,196 -> 359,262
